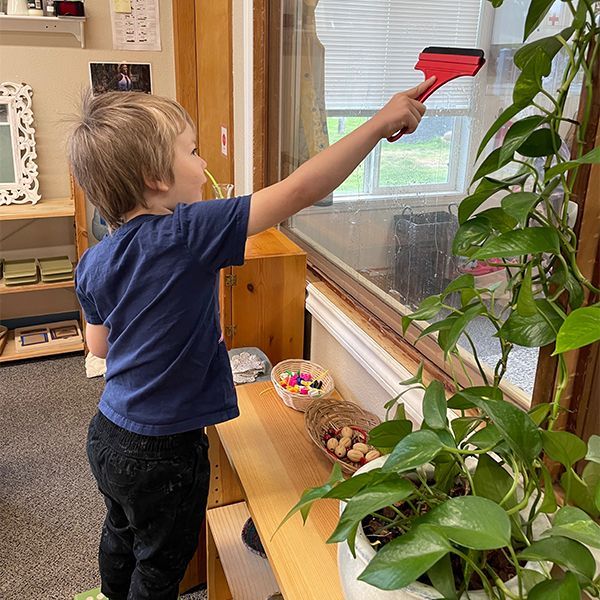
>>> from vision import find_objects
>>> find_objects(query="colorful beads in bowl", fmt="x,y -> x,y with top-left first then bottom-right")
278,370 -> 325,397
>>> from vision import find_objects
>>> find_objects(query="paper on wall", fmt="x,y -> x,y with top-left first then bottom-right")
111,0 -> 161,51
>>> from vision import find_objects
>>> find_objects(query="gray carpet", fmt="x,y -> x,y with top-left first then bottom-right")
0,354 -> 207,600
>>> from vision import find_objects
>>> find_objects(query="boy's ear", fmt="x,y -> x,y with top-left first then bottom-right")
144,178 -> 170,192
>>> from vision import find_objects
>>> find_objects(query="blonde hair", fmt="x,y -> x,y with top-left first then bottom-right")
67,91 -> 194,229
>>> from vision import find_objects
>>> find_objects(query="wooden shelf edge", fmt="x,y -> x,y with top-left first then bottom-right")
0,329 -> 84,363
0,197 -> 75,221
0,278 -> 74,295
206,501 -> 280,600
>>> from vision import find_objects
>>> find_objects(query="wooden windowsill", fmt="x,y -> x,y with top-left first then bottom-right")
306,268 -> 531,408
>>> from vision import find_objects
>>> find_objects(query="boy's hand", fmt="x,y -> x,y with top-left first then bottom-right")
371,77 -> 436,139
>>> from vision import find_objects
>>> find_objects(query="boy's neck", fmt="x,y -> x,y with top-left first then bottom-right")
123,205 -> 173,222
123,192 -> 174,222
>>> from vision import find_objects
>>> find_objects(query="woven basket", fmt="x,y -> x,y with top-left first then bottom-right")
0,325 -> 7,356
271,359 -> 334,412
304,397 -> 381,474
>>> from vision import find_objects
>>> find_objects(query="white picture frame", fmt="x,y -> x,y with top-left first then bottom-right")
0,82 -> 41,206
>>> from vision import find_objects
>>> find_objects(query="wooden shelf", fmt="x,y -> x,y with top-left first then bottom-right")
0,277 -> 74,295
0,329 -> 84,363
0,197 -> 75,221
206,501 -> 280,600
0,15 -> 86,47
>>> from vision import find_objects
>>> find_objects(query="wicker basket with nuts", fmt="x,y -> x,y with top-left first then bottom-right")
304,397 -> 381,474
323,426 -> 381,468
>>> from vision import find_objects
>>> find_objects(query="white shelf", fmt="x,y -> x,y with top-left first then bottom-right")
0,15 -> 86,47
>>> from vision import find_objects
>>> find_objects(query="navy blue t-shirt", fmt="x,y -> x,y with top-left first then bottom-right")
75,195 -> 251,436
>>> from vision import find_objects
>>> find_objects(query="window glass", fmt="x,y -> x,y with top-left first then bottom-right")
280,0 -> 581,397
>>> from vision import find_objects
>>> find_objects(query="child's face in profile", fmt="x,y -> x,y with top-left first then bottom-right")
164,123 -> 208,207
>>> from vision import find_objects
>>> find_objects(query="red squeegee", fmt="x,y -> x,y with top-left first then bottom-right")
387,46 -> 486,142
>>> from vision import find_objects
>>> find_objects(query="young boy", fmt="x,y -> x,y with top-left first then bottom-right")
68,77 -> 434,600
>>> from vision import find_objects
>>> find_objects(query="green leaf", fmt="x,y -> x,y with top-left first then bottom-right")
276,463 -> 344,533
467,424 -> 504,450
477,207 -> 519,233
539,463 -> 558,514
358,525 -> 451,590
586,435 -> 600,463
519,537 -> 596,580
418,496 -> 512,549
324,469 -> 387,501
499,115 -> 546,164
548,506 -> 600,549
423,381 -> 448,430
528,572 -> 581,600
501,192 -> 541,227
402,295 -> 442,332
514,30 -> 571,71
545,146 -> 600,181
458,179 -> 503,223
328,477 -> 415,554
513,50 -> 551,106
381,430 -> 444,473
368,420 -> 413,452
399,362 -> 424,386
450,416 -> 479,443
582,462 -> 600,512
476,104 -> 522,159
561,469 -> 600,519
524,0 -> 555,41
517,128 -> 561,157
541,430 -> 587,469
440,304 -> 486,353
472,227 -> 560,259
468,395 -> 542,463
473,454 -> 517,507
554,307 -> 600,354
564,270 -> 584,310
427,554 -> 457,600
448,386 -> 502,410
472,148 -> 513,183
499,299 -> 564,347
521,569 -> 546,594
443,274 -> 475,297
453,217 -> 493,257
517,264 -> 537,317
528,402 -> 551,426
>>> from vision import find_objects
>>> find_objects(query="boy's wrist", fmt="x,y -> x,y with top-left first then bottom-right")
363,115 -> 386,141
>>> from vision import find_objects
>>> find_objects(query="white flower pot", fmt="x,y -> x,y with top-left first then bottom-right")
338,456 -> 550,600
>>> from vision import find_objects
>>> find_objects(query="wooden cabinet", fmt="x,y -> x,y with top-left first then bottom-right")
206,382 -> 344,599
220,227 -> 306,366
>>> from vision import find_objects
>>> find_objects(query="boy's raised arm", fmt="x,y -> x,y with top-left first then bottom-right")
247,77 -> 435,237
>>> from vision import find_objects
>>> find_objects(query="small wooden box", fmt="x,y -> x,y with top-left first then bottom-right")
14,319 -> 82,353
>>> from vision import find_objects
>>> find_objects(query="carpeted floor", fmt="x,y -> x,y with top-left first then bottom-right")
0,354 -> 207,600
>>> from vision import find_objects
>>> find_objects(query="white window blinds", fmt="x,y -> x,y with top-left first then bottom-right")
314,0 -> 484,111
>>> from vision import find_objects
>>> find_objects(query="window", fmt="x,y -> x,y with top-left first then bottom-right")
315,0 -> 483,198
275,0 -> 583,401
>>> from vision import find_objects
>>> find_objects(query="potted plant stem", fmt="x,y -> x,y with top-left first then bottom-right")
279,0 -> 600,598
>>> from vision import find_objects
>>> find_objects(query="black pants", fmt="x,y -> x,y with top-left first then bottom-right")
87,412 -> 210,600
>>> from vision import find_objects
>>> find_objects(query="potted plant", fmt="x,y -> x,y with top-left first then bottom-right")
279,0 -> 600,598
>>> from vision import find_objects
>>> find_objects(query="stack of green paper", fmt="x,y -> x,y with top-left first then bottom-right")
4,258 -> 38,286
38,256 -> 74,282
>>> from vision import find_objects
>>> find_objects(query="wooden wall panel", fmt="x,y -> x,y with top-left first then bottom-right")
195,0 -> 235,197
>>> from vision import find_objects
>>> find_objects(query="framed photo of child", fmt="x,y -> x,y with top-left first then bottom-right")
89,62 -> 152,96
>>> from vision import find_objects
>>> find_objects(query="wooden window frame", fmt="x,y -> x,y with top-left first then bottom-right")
254,0 -> 600,435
